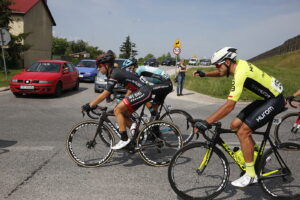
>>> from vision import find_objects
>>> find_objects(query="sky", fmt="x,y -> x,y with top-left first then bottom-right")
47,0 -> 300,60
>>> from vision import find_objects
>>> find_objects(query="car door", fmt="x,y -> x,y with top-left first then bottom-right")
67,63 -> 78,87
61,63 -> 73,89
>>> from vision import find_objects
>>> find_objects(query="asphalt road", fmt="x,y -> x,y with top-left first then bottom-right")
0,67 -> 285,200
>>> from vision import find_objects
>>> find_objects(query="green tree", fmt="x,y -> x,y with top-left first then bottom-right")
52,37 -> 69,55
0,0 -> 31,68
0,0 -> 13,28
119,35 -> 138,58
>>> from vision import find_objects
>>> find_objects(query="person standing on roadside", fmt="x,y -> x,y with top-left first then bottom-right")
177,59 -> 187,96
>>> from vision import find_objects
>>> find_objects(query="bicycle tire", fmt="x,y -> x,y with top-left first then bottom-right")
274,112 -> 300,145
66,120 -> 115,167
259,142 -> 300,199
137,120 -> 183,167
160,109 -> 194,145
168,142 -> 229,199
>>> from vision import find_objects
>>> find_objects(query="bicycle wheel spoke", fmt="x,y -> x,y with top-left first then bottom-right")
160,110 -> 194,145
275,113 -> 300,144
137,120 -> 183,166
260,143 -> 300,199
168,143 -> 229,199
66,121 -> 115,167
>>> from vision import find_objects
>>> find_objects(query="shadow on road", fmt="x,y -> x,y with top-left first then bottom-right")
0,139 -> 17,155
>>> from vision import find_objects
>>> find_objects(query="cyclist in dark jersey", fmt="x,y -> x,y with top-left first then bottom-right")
193,47 -> 285,187
81,50 -> 152,150
122,58 -> 173,119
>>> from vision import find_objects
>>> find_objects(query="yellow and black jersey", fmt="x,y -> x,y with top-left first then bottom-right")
228,60 -> 283,102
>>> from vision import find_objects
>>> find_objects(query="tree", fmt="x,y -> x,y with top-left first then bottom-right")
52,37 -> 69,55
0,0 -> 31,68
119,35 -> 138,58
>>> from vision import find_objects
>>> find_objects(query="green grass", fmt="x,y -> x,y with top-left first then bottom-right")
0,69 -> 23,87
183,50 -> 300,101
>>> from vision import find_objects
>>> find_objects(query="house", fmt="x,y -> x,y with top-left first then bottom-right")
9,0 -> 56,67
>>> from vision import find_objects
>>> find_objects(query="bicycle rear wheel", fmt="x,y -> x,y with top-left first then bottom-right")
160,109 -> 194,145
259,142 -> 300,199
168,142 -> 229,200
274,112 -> 300,145
66,120 -> 115,167
137,120 -> 183,167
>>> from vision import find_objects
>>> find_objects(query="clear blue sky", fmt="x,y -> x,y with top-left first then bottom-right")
48,0 -> 300,60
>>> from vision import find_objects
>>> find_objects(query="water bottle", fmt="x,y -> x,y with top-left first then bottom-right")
233,147 -> 258,165
233,147 -> 245,165
129,122 -> 137,138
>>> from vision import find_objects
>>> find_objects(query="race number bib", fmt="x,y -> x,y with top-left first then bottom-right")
271,78 -> 283,93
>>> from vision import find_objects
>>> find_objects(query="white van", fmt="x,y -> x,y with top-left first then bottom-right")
188,58 -> 198,66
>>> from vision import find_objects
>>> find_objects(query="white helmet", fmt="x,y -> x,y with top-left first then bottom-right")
211,47 -> 237,65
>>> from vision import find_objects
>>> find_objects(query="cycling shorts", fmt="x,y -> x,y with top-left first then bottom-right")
122,86 -> 152,113
151,80 -> 173,105
236,94 -> 285,131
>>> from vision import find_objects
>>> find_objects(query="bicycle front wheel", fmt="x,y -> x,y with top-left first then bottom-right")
274,112 -> 300,145
259,142 -> 300,199
137,120 -> 183,167
160,109 -> 194,145
168,142 -> 229,200
66,120 -> 115,167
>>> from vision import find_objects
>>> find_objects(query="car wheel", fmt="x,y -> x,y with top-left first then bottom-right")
54,82 -> 62,97
73,79 -> 80,91
13,92 -> 22,98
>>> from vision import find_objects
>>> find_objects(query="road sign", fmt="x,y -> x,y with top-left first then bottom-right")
0,28 -> 11,46
173,39 -> 181,47
173,47 -> 181,55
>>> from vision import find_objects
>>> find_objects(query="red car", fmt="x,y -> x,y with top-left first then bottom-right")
10,60 -> 80,97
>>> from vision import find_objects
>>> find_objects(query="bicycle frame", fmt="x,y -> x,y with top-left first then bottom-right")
198,118 -> 292,180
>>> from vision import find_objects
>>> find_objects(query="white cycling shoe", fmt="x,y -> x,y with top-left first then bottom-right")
231,173 -> 258,187
111,139 -> 131,150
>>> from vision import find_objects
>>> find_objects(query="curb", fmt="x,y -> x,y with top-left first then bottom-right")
0,87 -> 10,92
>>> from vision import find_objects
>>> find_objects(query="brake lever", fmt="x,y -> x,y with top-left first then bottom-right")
81,111 -> 86,118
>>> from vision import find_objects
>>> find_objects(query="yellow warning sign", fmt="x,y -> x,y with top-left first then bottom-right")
173,39 -> 181,47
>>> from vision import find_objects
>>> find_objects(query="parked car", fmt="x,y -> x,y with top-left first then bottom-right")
161,58 -> 176,66
188,58 -> 198,66
10,60 -> 79,97
94,58 -> 127,93
144,58 -> 159,67
75,59 -> 97,82
199,59 -> 211,66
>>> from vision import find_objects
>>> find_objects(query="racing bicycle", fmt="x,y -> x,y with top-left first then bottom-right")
66,102 -> 183,167
274,98 -> 300,145
168,111 -> 300,199
110,92 -> 195,145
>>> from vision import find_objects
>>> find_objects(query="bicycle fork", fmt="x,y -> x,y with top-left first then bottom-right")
196,146 -> 213,175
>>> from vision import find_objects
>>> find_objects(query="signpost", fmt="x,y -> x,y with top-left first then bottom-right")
0,28 -> 11,80
173,39 -> 181,66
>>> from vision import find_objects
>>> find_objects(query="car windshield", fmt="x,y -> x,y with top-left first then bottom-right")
76,61 -> 97,68
27,62 -> 60,72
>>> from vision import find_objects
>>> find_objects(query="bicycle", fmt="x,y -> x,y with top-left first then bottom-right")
66,102 -> 183,167
274,98 -> 300,145
168,112 -> 300,199
110,91 -> 195,145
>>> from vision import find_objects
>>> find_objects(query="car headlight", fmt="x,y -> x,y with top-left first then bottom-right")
39,80 -> 52,83
11,79 -> 18,82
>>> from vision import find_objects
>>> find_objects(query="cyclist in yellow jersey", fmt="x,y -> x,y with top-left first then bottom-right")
193,47 -> 285,187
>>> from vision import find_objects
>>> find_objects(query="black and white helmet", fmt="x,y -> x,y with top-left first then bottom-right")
211,47 -> 237,65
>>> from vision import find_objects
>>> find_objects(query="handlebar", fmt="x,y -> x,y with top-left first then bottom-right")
287,98 -> 300,108
81,106 -> 108,120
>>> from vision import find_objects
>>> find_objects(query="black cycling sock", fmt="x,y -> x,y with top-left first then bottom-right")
120,131 -> 128,141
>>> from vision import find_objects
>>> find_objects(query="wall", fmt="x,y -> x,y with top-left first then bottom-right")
23,1 -> 53,67
249,35 -> 300,62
